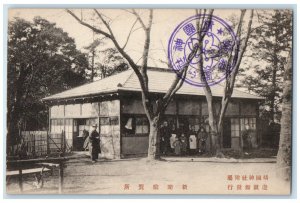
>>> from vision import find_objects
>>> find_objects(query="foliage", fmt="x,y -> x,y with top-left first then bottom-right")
84,39 -> 129,80
96,48 -> 129,79
239,10 -> 292,122
7,17 -> 88,145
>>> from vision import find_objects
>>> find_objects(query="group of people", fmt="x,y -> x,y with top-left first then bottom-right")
159,121 -> 209,156
83,120 -> 210,161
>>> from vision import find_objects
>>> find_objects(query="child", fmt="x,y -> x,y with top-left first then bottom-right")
173,137 -> 181,156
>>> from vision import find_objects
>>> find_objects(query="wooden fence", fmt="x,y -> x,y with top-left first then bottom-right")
9,131 -> 69,159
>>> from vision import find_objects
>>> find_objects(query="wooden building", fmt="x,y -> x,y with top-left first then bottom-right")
42,68 -> 264,159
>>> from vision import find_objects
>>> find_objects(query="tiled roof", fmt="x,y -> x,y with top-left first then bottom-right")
42,68 -> 264,101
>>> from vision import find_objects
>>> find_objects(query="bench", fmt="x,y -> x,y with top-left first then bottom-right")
7,157 -> 69,193
6,167 -> 51,176
7,167 -> 51,189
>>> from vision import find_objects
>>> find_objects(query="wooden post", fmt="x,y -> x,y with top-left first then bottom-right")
58,162 -> 64,194
63,130 -> 66,154
18,169 -> 23,192
33,132 -> 36,157
256,102 -> 261,148
61,130 -> 66,155
239,101 -> 243,153
47,131 -> 50,155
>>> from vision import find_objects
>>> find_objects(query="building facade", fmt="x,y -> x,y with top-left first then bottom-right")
43,68 -> 263,159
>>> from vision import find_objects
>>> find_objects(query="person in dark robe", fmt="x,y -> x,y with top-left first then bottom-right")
89,124 -> 101,163
180,133 -> 188,156
159,121 -> 171,155
197,127 -> 208,154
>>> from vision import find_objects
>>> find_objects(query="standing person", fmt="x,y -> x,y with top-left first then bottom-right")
159,121 -> 171,155
180,133 -> 188,156
83,129 -> 90,151
173,136 -> 181,156
241,125 -> 254,150
170,133 -> 177,154
189,134 -> 197,155
79,128 -> 89,151
197,127 -> 208,154
89,124 -> 101,163
187,125 -> 196,155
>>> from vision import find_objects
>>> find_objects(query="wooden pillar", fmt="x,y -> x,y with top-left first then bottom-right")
63,118 -> 66,152
58,162 -> 64,194
48,106 -> 51,132
61,130 -> 66,154
18,169 -> 23,192
175,98 -> 179,129
47,131 -> 50,155
118,98 -> 122,159
239,101 -> 243,153
33,133 -> 36,157
256,102 -> 261,148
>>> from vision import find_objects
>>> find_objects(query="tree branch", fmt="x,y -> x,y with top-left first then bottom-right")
66,9 -> 112,39
160,43 -> 199,113
218,9 -> 254,131
131,9 -> 147,30
90,9 -> 144,81
66,9 -> 155,117
122,18 -> 139,50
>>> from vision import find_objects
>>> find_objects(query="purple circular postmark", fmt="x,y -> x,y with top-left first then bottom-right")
168,14 -> 238,87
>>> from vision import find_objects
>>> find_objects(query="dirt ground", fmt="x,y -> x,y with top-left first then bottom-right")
6,155 -> 290,195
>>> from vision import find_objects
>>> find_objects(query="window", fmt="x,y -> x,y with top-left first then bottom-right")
100,117 -> 110,135
65,119 -> 73,140
122,116 -> 149,136
240,118 -> 256,131
135,117 -> 149,134
99,117 -> 119,135
50,119 -> 64,133
86,118 -> 98,128
230,118 -> 240,137
230,117 -> 256,138
100,117 -> 110,125
73,120 -> 77,132
110,116 -> 119,125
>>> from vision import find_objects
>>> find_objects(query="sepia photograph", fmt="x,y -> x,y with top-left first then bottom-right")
5,7 -> 293,195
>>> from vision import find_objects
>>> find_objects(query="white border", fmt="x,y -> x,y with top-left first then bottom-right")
1,1 -> 299,203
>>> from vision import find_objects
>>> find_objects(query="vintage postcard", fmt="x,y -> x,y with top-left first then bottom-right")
6,7 -> 293,195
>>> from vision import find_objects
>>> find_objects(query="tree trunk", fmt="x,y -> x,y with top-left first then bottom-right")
276,52 -> 292,181
206,97 -> 224,157
7,64 -> 27,148
270,49 -> 278,122
147,118 -> 160,160
91,50 -> 95,81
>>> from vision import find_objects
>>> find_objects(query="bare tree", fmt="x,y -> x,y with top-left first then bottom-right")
196,9 -> 254,156
276,51 -> 292,181
67,9 -> 205,160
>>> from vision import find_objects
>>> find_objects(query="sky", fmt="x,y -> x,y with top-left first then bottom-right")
8,8 -> 273,93
8,8 -> 247,68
